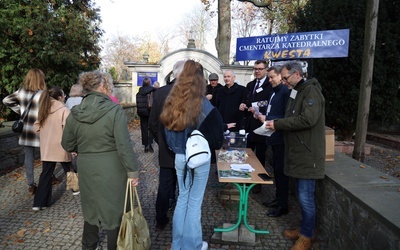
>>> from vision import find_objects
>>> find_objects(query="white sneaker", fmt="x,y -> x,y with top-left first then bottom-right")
72,190 -> 80,196
201,241 -> 208,250
32,207 -> 46,211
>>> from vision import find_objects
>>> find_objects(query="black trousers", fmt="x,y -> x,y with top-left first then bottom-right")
82,221 -> 119,250
271,144 -> 289,210
247,140 -> 267,168
155,167 -> 177,224
139,116 -> 154,146
33,161 -> 71,207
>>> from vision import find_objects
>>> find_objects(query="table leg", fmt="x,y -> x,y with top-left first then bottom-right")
214,183 -> 270,234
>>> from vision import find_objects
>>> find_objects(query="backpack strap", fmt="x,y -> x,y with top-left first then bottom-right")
183,98 -> 213,188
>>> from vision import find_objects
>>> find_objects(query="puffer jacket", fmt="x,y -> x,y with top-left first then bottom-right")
274,78 -> 326,179
136,86 -> 155,117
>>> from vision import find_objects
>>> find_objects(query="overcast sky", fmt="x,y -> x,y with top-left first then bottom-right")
96,0 -> 199,39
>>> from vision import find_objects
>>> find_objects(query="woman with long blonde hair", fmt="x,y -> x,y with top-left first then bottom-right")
2,68 -> 46,195
160,60 -> 224,250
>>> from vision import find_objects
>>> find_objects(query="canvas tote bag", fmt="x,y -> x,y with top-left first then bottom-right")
117,180 -> 151,250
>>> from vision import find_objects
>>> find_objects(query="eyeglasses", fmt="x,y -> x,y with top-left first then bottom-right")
253,67 -> 265,71
282,73 -> 293,82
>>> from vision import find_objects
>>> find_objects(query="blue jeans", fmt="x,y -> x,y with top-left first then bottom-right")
296,179 -> 316,238
172,154 -> 209,250
24,146 -> 35,186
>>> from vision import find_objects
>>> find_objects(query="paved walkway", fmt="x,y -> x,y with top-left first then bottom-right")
0,126 -> 327,249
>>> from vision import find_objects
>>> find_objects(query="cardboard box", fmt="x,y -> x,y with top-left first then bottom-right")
325,126 -> 335,161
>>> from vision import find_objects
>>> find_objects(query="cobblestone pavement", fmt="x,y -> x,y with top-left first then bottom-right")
0,127 -> 327,250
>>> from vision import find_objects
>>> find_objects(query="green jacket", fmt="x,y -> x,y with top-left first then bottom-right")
274,78 -> 325,179
62,91 -> 138,230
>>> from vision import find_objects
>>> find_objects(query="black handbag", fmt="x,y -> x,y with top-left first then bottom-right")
12,92 -> 37,133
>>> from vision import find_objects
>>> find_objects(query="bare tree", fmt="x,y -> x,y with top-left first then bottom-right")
101,34 -> 141,80
175,2 -> 216,50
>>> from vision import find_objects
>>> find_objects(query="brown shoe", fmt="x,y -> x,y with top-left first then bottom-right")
290,235 -> 311,250
29,185 -> 37,195
283,228 -> 300,240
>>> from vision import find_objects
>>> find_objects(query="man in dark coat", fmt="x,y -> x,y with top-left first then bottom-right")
215,70 -> 246,132
206,73 -> 223,106
260,65 -> 291,217
239,59 -> 273,193
149,60 -> 185,230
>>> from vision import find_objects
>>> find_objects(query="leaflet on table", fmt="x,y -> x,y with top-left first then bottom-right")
254,121 -> 275,137
218,170 -> 251,179
230,163 -> 255,172
218,149 -> 247,163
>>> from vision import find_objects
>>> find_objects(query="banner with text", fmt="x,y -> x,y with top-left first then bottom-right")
236,29 -> 349,61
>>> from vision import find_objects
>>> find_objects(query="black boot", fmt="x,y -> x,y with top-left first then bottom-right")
144,146 -> 149,153
148,145 -> 154,153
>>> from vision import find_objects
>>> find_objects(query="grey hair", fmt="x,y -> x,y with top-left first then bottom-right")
173,60 -> 186,78
224,69 -> 236,77
282,61 -> 304,75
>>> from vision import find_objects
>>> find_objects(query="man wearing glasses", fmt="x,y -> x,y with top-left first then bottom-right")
239,59 -> 273,194
265,61 -> 325,250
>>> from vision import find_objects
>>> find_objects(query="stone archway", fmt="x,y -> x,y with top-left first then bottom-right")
158,48 -> 225,85
123,47 -> 254,104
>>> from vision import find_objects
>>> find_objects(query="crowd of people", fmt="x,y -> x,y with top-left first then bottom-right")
2,60 -> 325,250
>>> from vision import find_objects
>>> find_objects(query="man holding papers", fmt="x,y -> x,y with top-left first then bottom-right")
257,65 -> 290,217
265,62 -> 325,250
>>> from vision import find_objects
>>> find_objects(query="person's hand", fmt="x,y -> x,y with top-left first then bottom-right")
206,94 -> 212,100
129,178 -> 139,187
258,114 -> 266,122
239,103 -> 247,111
248,107 -> 255,114
227,123 -> 236,129
265,120 -> 275,130
71,152 -> 78,159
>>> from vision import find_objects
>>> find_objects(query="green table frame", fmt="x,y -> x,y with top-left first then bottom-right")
214,182 -> 270,234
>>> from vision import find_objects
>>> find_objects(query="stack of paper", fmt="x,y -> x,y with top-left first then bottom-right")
230,164 -> 255,172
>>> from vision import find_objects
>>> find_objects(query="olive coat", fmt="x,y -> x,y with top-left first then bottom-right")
61,91 -> 138,230
274,78 -> 326,179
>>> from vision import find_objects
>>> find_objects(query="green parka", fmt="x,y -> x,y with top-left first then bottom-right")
62,91 -> 138,230
274,78 -> 325,179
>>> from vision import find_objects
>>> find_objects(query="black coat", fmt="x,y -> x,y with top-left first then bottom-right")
206,83 -> 223,106
215,83 -> 246,132
149,81 -> 175,169
136,86 -> 155,117
242,78 -> 273,143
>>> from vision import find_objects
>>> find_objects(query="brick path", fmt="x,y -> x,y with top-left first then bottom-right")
0,127 -> 327,249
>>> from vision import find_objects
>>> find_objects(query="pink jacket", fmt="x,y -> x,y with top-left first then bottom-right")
34,99 -> 71,162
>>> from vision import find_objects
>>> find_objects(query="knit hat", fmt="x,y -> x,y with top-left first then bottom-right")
209,73 -> 219,81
